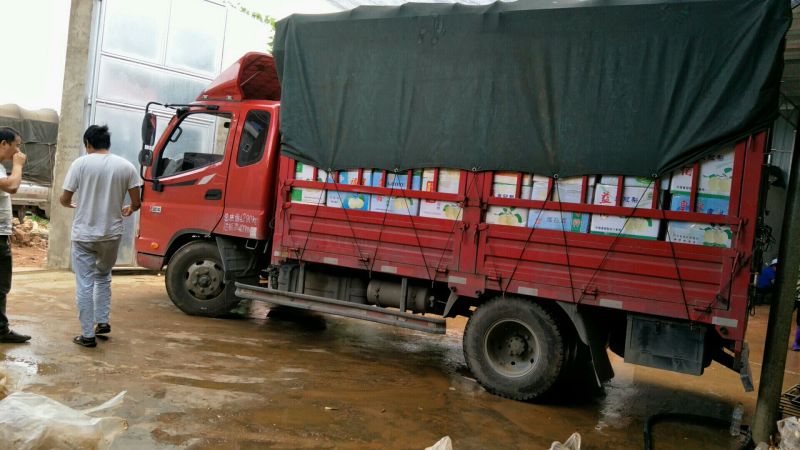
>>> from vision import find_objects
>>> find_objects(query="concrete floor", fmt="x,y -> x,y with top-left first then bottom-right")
2,270 -> 799,449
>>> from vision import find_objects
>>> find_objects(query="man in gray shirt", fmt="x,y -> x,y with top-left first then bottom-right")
0,127 -> 30,343
60,125 -> 141,347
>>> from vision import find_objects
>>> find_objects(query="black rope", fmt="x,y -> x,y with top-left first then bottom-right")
431,171 -> 478,286
663,208 -> 694,323
368,172 -> 398,277
296,169 -> 329,261
555,179 -> 578,303
500,179 -> 556,296
329,172 -> 371,271
400,177 -> 436,283
577,179 -> 655,305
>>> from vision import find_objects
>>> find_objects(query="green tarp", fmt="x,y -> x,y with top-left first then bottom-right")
274,0 -> 790,177
0,104 -> 58,185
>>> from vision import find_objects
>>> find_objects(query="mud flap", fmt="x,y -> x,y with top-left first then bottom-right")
625,314 -> 706,375
556,303 -> 614,386
739,342 -> 754,392
216,236 -> 259,281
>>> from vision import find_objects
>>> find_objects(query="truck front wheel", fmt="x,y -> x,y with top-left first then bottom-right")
165,241 -> 239,317
463,297 -> 566,401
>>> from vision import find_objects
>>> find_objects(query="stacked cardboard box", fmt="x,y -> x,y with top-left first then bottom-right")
667,148 -> 734,248
326,170 -> 372,211
419,169 -> 463,220
590,177 -> 660,239
292,158 -> 738,248
528,177 -> 594,233
369,170 -> 423,215
290,162 -> 327,205
486,172 -> 535,226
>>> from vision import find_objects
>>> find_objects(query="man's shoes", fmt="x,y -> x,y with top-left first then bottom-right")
73,335 -> 97,348
0,329 -> 31,343
95,323 -> 111,335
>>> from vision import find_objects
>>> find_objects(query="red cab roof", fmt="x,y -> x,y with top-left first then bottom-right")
197,52 -> 280,102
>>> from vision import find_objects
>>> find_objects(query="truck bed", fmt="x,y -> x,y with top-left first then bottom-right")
272,133 -> 767,348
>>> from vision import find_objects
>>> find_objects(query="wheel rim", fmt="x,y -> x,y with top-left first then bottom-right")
184,259 -> 224,300
483,319 -> 540,378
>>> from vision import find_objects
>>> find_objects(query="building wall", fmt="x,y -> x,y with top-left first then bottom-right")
761,115 -> 796,266
49,0 -> 270,268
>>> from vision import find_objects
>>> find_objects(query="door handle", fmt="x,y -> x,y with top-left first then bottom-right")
205,189 -> 222,200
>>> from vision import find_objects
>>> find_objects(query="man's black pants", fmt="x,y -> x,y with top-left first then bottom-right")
0,235 -> 11,334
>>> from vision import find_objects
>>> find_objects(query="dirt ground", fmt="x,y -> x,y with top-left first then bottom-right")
11,244 -> 47,269
10,217 -> 49,269
1,270 -> 799,449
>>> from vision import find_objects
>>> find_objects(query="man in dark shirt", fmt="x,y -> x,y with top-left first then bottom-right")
755,258 -> 778,305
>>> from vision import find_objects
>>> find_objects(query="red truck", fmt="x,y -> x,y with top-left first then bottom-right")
134,1 -> 788,400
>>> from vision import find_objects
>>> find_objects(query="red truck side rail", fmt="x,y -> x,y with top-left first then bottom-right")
272,132 -> 767,352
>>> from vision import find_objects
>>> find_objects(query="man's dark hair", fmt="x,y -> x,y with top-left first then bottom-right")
83,124 -> 111,149
0,127 -> 21,145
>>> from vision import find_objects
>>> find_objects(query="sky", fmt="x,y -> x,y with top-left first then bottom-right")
0,0 -> 339,114
0,0 -> 71,112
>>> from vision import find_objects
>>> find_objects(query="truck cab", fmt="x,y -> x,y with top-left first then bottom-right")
136,53 -> 281,314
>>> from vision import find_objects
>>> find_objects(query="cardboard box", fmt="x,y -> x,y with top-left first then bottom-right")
290,162 -> 327,204
486,206 -> 528,227
493,172 -> 532,199
326,191 -> 370,210
326,169 -> 371,210
422,169 -> 461,194
369,170 -> 422,215
667,222 -> 732,248
291,188 -> 326,205
590,215 -> 660,240
370,170 -> 422,190
551,182 -> 584,204
593,184 -> 655,209
528,210 -> 590,233
530,181 -> 550,201
419,169 -> 463,219
419,201 -> 463,220
669,148 -> 734,196
334,170 -> 372,186
599,176 -> 656,187
369,196 -> 420,215
669,193 -> 730,215
294,162 -> 327,182
557,176 -> 597,186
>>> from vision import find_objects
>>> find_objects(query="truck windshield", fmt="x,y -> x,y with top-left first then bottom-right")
156,112 -> 232,178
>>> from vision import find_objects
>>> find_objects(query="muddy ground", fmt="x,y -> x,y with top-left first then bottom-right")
2,269 -> 799,449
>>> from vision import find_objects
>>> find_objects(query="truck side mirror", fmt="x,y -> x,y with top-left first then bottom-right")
138,149 -> 153,167
139,113 -> 157,168
141,113 -> 157,147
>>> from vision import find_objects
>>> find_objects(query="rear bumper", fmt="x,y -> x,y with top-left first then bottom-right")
136,252 -> 165,270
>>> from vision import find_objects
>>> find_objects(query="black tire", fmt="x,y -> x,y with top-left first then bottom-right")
463,297 -> 566,401
165,241 -> 239,317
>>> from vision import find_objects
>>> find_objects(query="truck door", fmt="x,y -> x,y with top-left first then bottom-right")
216,105 -> 280,241
139,109 -> 237,249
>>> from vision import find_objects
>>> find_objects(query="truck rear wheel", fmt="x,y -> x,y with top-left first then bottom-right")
165,241 -> 239,317
463,297 -> 566,401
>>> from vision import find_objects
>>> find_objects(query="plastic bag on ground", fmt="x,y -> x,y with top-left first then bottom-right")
779,416 -> 800,450
550,432 -> 581,450
426,436 -> 453,450
0,390 -> 128,450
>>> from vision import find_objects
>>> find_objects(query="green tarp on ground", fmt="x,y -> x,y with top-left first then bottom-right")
275,0 -> 790,177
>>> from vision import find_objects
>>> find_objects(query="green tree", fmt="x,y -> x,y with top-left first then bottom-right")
224,1 -> 277,53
